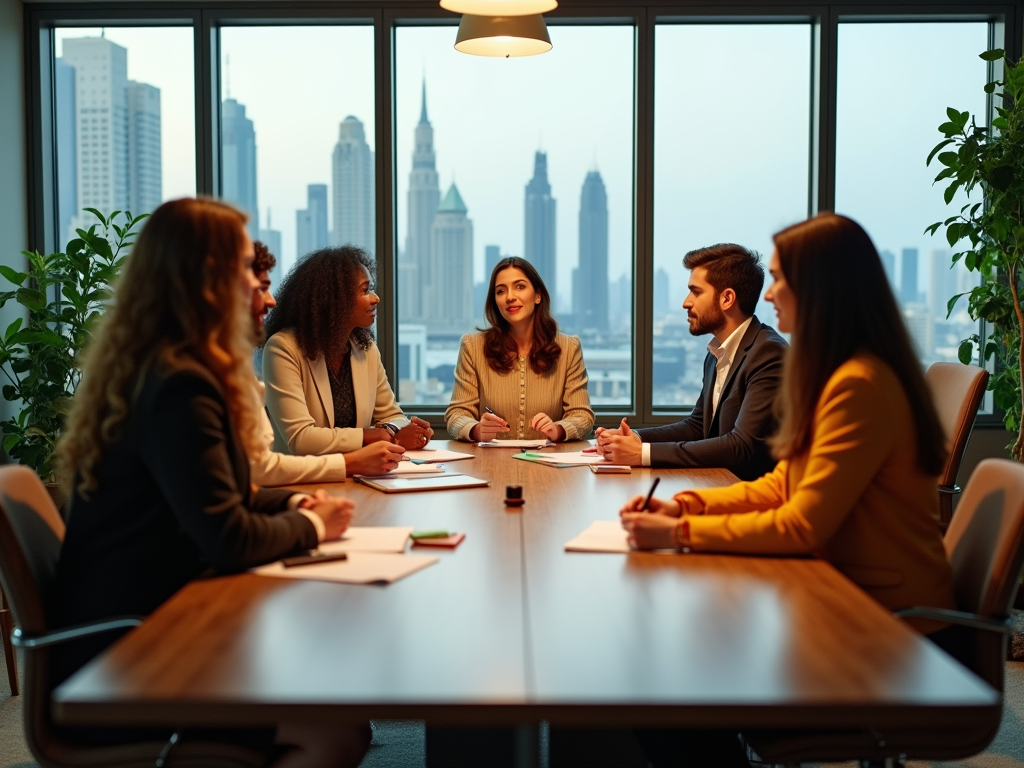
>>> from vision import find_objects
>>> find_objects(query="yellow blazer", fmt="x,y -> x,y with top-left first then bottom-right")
677,355 -> 955,623
262,329 -> 407,456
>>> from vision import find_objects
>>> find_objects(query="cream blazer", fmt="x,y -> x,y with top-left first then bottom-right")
263,330 -> 407,456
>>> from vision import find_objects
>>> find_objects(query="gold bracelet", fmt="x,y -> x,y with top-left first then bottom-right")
675,518 -> 691,552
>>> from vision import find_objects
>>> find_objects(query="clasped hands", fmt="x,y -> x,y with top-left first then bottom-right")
619,493 -> 683,550
470,411 -> 566,442
299,489 -> 354,540
593,417 -> 643,465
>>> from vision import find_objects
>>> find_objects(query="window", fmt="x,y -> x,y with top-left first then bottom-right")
54,26 -> 195,248
393,24 -> 635,408
652,23 -> 811,408
835,21 -> 989,368
217,26 -> 375,288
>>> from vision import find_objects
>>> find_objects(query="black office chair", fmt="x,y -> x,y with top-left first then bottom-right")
745,457 -> 1024,767
0,464 -> 268,768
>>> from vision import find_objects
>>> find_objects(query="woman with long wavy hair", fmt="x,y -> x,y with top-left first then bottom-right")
445,257 -> 594,442
53,198 -> 369,768
262,246 -> 431,463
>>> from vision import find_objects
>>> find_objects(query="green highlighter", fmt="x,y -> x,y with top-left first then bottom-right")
410,529 -> 453,540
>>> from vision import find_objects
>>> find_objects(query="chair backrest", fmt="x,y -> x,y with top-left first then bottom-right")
926,362 -> 988,488
944,458 -> 1024,689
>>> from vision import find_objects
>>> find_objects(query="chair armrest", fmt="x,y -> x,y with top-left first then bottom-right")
11,617 -> 143,649
938,484 -> 961,496
894,606 -> 1013,635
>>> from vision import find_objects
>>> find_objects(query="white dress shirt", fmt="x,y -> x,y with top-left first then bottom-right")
640,317 -> 753,467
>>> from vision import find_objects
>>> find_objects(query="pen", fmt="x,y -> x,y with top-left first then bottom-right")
640,477 -> 661,511
411,529 -> 453,540
281,552 -> 348,568
484,406 -> 504,422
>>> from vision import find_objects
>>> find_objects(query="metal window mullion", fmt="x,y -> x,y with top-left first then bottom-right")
636,6 -> 654,425
378,9 -> 396,382
196,10 -> 218,198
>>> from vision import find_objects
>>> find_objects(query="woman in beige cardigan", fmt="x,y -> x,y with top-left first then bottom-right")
263,246 -> 432,466
445,257 -> 594,442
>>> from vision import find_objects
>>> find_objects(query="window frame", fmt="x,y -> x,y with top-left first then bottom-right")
24,0 -> 1022,430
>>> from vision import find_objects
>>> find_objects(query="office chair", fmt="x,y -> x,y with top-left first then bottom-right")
926,362 -> 988,529
746,457 -> 1024,767
0,464 -> 268,768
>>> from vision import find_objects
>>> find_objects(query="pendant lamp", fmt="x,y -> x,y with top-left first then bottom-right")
440,0 -> 557,14
454,13 -> 552,57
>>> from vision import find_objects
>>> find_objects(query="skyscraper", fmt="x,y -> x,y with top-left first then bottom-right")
55,57 -> 77,246
879,249 -> 897,290
901,247 -> 920,305
429,183 -> 474,332
332,116 -> 374,254
126,80 -> 161,216
485,245 -> 503,283
258,209 -> 283,289
296,183 -> 329,259
221,97 -> 258,238
574,170 -> 608,331
654,267 -> 670,317
404,81 -> 441,322
524,151 -> 557,308
61,37 -> 130,235
60,37 -> 163,242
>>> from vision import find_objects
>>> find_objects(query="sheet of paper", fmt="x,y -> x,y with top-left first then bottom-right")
317,526 -> 413,554
254,552 -> 438,584
564,520 -> 632,553
403,449 -> 476,463
521,451 -> 610,466
369,463 -> 445,475
478,439 -> 553,448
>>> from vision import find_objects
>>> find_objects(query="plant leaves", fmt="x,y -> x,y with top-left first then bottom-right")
958,339 -> 975,364
980,48 -> 1005,61
926,138 -> 955,165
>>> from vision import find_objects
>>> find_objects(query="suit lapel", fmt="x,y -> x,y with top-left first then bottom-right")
350,341 -> 370,427
310,354 -> 334,428
702,352 -> 716,438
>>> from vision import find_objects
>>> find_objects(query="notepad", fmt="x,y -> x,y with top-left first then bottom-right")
564,520 -> 632,553
360,462 -> 445,476
254,552 -> 438,584
478,439 -> 553,448
318,527 -> 413,554
403,449 -> 476,463
355,474 -> 490,493
516,451 -> 610,466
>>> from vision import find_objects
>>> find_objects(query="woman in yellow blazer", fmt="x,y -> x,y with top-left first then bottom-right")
262,246 -> 432,467
622,213 -> 956,630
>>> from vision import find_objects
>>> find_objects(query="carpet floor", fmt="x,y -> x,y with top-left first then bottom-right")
0,660 -> 1019,767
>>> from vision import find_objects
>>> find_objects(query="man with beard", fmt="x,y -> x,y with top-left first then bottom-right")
596,243 -> 787,481
250,241 -> 404,484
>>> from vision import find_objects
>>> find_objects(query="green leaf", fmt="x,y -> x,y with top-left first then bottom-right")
0,265 -> 28,287
958,339 -> 975,364
14,287 -> 46,312
946,223 -> 961,246
985,81 -> 998,94
993,116 -> 1009,131
4,318 -> 22,342
980,48 -> 1005,61
944,183 -> 960,204
938,151 -> 959,167
990,164 -> 1015,191
927,138 -> 955,165
947,293 -> 967,318
947,106 -> 961,123
938,121 -> 959,136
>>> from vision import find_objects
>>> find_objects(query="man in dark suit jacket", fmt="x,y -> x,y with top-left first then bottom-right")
598,243 -> 788,481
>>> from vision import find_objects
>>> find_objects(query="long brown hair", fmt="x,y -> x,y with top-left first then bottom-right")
57,197 -> 264,495
482,257 -> 561,374
769,214 -> 947,475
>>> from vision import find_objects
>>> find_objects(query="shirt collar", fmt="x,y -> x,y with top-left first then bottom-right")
706,316 -> 754,362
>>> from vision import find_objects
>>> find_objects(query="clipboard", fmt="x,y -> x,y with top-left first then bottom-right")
354,474 -> 490,493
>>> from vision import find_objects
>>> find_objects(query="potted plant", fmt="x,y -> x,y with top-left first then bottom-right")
927,48 -> 1024,459
0,208 -> 146,485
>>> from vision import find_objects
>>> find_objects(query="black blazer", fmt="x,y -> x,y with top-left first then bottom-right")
50,360 -> 318,685
637,316 -> 788,481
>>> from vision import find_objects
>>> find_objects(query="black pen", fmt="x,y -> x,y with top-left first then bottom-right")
484,406 -> 506,425
281,552 -> 348,568
640,477 -> 661,511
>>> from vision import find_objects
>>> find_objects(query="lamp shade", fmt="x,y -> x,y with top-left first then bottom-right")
440,0 -> 557,15
454,14 -> 552,57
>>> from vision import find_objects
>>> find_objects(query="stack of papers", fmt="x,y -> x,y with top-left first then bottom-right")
355,474 -> 490,493
318,527 -> 413,554
564,521 -> 632,553
254,552 -> 438,584
514,451 -> 610,467
361,463 -> 445,477
403,449 -> 476,463
478,439 -> 554,448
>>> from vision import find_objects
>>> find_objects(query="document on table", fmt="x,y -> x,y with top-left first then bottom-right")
354,474 -> 490,493
516,451 -> 610,466
564,520 -> 632,553
364,462 -> 445,476
317,527 -> 413,554
478,439 -> 554,448
254,552 -> 438,585
403,449 -> 476,463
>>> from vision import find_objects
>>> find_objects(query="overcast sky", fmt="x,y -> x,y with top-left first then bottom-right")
57,19 -> 989,306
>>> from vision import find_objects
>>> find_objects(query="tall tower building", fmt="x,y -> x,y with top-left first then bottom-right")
574,170 -> 609,331
126,80 -> 161,216
258,209 -> 283,289
524,151 -> 557,308
61,37 -> 130,234
901,247 -> 920,305
55,57 -> 77,246
404,80 -> 441,322
429,183 -> 474,332
221,97 -> 259,238
296,183 -> 329,259
332,116 -> 374,254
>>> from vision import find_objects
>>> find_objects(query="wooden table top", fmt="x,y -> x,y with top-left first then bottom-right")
53,440 -> 998,730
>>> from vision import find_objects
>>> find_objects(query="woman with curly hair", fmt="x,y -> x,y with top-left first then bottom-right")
445,257 -> 594,442
52,198 -> 369,767
262,246 -> 432,460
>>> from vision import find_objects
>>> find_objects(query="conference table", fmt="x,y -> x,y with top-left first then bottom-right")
53,440 -> 998,744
